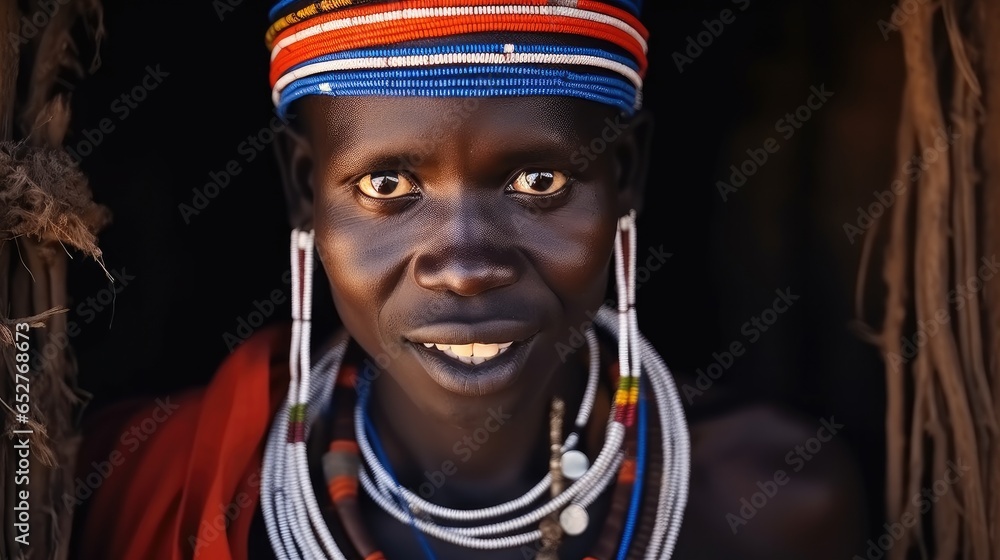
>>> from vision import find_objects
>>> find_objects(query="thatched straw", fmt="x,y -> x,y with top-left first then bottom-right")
0,1 -> 105,558
859,1 -> 1000,557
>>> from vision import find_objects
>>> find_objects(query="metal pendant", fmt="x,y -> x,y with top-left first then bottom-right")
561,450 -> 590,480
559,504 -> 590,536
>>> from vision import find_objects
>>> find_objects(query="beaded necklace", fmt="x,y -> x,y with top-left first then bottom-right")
260,309 -> 688,559
289,335 -> 652,559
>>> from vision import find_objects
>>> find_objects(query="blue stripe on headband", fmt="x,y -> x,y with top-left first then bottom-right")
283,43 -> 641,77
282,65 -> 636,96
278,67 -> 637,116
270,0 -> 291,21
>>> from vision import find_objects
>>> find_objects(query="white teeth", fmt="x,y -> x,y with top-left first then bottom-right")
477,343 -> 499,358
420,341 -> 515,365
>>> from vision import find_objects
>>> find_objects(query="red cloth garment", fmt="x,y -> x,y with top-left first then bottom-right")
75,325 -> 291,560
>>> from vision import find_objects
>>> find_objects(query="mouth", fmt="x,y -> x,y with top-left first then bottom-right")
418,342 -> 514,366
405,321 -> 539,396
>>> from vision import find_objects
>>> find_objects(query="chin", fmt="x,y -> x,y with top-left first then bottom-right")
387,338 -> 559,425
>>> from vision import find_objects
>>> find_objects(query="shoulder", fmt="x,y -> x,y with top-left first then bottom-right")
673,404 -> 868,560
74,323 -> 291,486
70,388 -> 206,559
70,324 -> 293,559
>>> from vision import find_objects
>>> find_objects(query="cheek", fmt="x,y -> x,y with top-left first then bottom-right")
313,191 -> 411,347
518,183 -> 618,318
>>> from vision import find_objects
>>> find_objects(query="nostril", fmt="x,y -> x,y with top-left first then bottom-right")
413,251 -> 519,296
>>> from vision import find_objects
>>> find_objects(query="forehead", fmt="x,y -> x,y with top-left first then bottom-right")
298,95 -> 619,155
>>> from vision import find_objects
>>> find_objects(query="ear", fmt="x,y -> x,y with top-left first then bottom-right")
614,109 -> 653,218
274,123 -> 315,231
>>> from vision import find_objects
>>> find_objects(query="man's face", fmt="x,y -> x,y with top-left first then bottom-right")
297,94 -> 632,424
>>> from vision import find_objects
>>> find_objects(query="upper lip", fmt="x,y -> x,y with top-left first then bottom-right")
405,320 -> 539,345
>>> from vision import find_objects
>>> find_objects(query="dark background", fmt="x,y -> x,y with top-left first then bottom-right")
65,0 -> 902,543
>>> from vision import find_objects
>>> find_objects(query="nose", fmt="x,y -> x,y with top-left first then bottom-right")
413,212 -> 519,297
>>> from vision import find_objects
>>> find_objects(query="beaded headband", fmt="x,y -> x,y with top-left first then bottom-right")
267,0 -> 648,117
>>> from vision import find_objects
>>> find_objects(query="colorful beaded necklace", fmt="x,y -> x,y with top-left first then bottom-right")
264,321 -> 676,559
259,314 -> 689,559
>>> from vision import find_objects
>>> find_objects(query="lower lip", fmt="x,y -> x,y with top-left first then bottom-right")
410,338 -> 535,397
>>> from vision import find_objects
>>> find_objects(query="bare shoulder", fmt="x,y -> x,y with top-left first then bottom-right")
670,404 -> 867,560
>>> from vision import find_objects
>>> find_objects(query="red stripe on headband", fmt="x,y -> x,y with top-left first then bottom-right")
269,0 -> 648,50
269,15 -> 648,86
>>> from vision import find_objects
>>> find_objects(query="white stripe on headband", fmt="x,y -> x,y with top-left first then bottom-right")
271,50 -> 643,106
269,5 -> 648,62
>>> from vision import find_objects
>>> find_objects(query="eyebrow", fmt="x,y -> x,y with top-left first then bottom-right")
491,144 -> 582,169
323,127 -> 582,176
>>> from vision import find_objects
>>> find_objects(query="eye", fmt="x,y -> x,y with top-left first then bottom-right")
357,171 -> 415,199
509,170 -> 570,196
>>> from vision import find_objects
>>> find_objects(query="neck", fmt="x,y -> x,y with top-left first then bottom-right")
366,355 -> 592,509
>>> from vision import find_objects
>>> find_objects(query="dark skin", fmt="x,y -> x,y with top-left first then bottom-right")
272,93 -> 868,559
